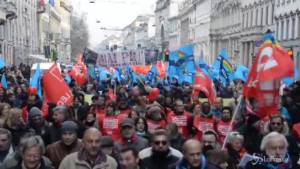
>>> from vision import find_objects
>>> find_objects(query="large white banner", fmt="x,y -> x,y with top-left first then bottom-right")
97,50 -> 145,67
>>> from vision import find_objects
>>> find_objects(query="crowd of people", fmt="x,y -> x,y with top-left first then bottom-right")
0,63 -> 299,169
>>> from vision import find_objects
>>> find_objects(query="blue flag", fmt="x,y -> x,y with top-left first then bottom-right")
49,0 -> 55,7
283,67 -> 300,86
213,48 -> 234,86
64,74 -> 72,84
178,44 -> 194,61
233,64 -> 249,82
1,74 -> 8,89
0,56 -> 5,69
112,67 -> 123,82
30,64 -> 42,98
99,67 -> 111,82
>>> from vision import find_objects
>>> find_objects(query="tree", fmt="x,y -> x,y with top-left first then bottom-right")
71,13 -> 89,61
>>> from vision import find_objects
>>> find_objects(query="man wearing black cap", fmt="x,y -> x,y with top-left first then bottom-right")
28,107 -> 51,145
46,120 -> 83,169
115,118 -> 149,152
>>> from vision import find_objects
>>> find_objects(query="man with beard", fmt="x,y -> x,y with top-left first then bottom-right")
245,132 -> 300,169
193,102 -> 218,141
139,129 -> 182,169
115,118 -> 148,152
28,107 -> 51,145
46,121 -> 83,169
216,107 -> 235,144
167,99 -> 193,139
201,130 -> 221,156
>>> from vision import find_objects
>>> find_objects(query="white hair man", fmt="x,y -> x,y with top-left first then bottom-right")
245,132 -> 300,169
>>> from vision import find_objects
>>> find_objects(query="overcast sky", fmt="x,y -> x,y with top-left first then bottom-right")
71,0 -> 156,49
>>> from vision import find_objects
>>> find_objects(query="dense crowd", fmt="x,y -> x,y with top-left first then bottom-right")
0,64 -> 299,169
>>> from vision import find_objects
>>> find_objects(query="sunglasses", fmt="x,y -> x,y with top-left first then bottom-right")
154,140 -> 167,146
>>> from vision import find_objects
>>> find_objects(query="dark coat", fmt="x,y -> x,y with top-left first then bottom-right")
140,150 -> 181,169
46,140 -> 83,169
115,135 -> 149,152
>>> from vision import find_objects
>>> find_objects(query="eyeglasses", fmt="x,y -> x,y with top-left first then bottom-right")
154,140 -> 167,146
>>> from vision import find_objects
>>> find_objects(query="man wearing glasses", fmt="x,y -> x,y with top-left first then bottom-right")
139,129 -> 183,169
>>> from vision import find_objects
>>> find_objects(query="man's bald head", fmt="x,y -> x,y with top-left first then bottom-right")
183,139 -> 202,153
183,139 -> 202,168
83,128 -> 101,140
83,128 -> 102,157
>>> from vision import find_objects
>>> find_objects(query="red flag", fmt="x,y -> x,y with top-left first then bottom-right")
243,43 -> 294,118
193,68 -> 216,104
43,64 -> 73,106
70,54 -> 87,86
156,61 -> 166,79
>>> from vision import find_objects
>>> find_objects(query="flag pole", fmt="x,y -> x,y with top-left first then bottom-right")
222,95 -> 243,149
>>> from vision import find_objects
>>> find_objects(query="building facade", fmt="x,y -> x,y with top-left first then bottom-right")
121,15 -> 155,50
0,0 -> 17,64
240,0 -> 275,67
274,0 -> 300,70
178,0 -> 212,62
155,0 -> 184,54
210,0 -> 242,64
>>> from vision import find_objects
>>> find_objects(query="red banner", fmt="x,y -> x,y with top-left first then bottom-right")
43,64 -> 73,106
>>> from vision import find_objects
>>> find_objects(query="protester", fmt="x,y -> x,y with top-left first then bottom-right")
201,130 -> 221,156
59,128 -> 118,169
4,108 -> 28,148
28,107 -> 51,145
46,121 -> 83,169
216,106 -> 234,143
176,139 -> 211,169
245,132 -> 300,169
82,110 -> 99,129
98,101 -> 122,140
5,135 -> 54,169
166,123 -> 185,152
120,148 -> 140,169
145,103 -> 166,134
193,102 -> 217,141
135,117 -> 149,140
225,132 -> 246,169
139,129 -> 182,169
263,114 -> 300,159
206,150 -> 229,169
167,99 -> 193,139
48,106 -> 70,143
0,102 -> 10,127
0,128 -> 14,164
211,98 -> 223,119
115,118 -> 148,152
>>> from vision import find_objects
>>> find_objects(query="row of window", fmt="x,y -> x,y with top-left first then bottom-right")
276,15 -> 300,41
242,3 -> 275,29
277,0 -> 297,7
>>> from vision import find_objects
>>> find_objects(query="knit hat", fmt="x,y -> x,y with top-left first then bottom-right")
29,107 -> 42,119
61,121 -> 78,133
147,105 -> 162,114
101,136 -> 114,147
